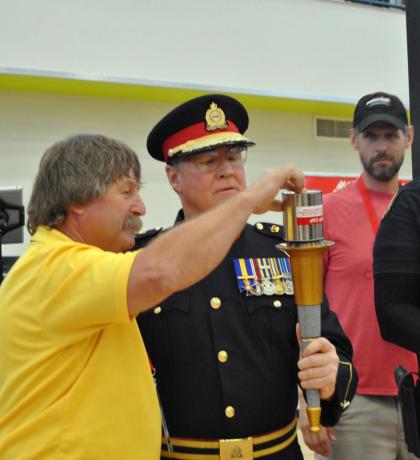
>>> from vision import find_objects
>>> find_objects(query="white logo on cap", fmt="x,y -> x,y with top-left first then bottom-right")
366,96 -> 391,108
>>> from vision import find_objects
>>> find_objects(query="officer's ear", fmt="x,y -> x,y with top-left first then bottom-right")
165,164 -> 182,194
349,128 -> 358,151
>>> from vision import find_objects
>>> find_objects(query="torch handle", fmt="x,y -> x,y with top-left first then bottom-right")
298,304 -> 322,433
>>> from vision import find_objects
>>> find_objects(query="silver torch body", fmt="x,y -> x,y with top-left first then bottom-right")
278,190 -> 334,433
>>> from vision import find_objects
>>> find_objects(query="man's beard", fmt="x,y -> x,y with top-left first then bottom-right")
122,215 -> 143,233
361,152 -> 404,182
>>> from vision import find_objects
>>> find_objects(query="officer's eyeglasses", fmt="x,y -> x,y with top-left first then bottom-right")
186,146 -> 247,173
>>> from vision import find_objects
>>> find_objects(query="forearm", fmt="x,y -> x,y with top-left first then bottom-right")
129,190 -> 255,315
128,164 -> 305,315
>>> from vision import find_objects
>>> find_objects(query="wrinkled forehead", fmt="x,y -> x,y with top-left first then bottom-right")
112,169 -> 141,187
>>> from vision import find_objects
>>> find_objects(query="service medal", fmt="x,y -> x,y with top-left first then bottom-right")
252,283 -> 264,296
284,278 -> 294,295
268,258 -> 285,296
261,279 -> 276,296
278,256 -> 294,296
274,280 -> 285,295
233,258 -> 260,296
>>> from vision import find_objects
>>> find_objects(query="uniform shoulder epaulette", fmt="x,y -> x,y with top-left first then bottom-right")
253,222 -> 284,238
134,226 -> 164,249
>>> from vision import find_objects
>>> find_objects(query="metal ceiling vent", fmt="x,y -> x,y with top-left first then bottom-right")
315,118 -> 352,139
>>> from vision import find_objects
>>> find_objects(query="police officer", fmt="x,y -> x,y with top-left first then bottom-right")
136,94 -> 357,459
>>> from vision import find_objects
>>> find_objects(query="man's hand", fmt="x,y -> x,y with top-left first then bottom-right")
296,324 -> 339,401
247,164 -> 305,215
298,389 -> 335,456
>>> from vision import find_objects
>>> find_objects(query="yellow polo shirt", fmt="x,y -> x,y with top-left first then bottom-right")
0,227 -> 160,459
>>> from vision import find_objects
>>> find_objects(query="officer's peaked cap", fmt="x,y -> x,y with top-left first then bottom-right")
147,94 -> 255,162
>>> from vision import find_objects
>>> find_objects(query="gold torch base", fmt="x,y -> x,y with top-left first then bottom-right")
306,406 -> 322,433
278,241 -> 334,305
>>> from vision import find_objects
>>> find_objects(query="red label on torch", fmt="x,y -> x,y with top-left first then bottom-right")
296,205 -> 323,226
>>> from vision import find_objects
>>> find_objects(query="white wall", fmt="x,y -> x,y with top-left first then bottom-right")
0,0 -> 408,103
0,90 -> 412,256
0,0 -> 412,256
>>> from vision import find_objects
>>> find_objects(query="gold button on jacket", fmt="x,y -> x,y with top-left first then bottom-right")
210,297 -> 221,309
218,350 -> 228,363
225,406 -> 235,418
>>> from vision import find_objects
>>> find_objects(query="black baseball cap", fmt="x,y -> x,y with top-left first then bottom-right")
147,94 -> 255,162
353,92 -> 408,132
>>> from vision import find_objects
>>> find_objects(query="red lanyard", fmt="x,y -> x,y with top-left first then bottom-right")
357,177 -> 379,235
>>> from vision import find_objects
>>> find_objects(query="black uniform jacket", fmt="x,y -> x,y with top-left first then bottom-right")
136,211 -> 357,443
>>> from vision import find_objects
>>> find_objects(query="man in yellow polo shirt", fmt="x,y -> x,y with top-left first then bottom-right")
0,133 -> 305,459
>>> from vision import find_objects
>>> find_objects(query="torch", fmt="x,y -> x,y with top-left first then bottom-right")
278,190 -> 333,433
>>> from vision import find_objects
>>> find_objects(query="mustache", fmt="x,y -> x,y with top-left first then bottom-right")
122,215 -> 143,233
371,152 -> 394,163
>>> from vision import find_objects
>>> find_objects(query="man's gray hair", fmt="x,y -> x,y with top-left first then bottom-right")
27,134 -> 141,235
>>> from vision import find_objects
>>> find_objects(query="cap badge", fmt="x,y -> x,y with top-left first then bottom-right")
205,102 -> 228,131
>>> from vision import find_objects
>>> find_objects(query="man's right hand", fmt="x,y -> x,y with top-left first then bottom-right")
246,164 -> 305,215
